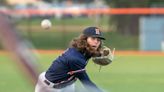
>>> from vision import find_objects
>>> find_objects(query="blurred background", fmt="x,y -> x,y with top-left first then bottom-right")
0,0 -> 164,51
0,0 -> 164,92
0,0 -> 163,51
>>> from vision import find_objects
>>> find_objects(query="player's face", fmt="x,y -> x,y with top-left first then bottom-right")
87,37 -> 101,50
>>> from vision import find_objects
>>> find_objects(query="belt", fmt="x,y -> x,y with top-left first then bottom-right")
44,78 -> 77,89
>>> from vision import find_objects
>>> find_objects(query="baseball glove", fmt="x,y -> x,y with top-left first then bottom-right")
92,46 -> 115,66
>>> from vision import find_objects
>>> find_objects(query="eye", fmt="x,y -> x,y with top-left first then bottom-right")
89,37 -> 101,42
93,37 -> 101,42
96,38 -> 101,42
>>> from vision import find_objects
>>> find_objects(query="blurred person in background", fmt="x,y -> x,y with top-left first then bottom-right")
35,26 -> 105,92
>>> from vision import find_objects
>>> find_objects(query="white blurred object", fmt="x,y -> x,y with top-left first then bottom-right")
161,41 -> 164,52
41,19 -> 52,30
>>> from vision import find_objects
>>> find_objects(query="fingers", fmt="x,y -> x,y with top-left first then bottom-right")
112,48 -> 115,55
110,48 -> 115,60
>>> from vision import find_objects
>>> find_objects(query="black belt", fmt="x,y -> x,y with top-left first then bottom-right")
44,78 -> 76,89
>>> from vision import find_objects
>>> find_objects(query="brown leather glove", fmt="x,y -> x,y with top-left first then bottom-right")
92,46 -> 115,66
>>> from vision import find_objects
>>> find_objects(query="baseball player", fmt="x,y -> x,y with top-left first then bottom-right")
35,27 -> 106,92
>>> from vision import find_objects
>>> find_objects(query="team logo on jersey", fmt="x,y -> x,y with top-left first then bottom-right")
95,28 -> 100,35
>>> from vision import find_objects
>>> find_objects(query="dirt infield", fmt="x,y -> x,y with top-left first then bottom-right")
0,50 -> 164,56
37,50 -> 164,56
115,50 -> 164,56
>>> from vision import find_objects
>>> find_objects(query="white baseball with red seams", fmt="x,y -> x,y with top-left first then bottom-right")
41,19 -> 52,29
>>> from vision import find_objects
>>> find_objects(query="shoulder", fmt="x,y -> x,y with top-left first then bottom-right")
64,48 -> 82,58
62,48 -> 86,63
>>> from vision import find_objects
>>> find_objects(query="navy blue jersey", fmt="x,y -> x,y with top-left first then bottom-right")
45,47 -> 102,92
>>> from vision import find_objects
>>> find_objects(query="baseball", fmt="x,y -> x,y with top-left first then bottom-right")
41,19 -> 52,29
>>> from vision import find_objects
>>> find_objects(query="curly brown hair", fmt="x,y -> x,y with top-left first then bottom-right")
70,34 -> 102,57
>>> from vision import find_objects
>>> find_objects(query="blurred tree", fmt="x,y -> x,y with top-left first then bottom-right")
43,0 -> 54,3
104,0 -> 164,35
0,0 -> 7,5
43,0 -> 72,3
43,0 -> 94,3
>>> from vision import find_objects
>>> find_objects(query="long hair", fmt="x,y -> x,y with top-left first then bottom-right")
70,34 -> 102,57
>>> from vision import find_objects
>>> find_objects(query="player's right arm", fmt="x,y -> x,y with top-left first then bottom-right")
76,71 -> 103,92
69,58 -> 103,92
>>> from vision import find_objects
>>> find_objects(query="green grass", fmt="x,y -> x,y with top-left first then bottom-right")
87,55 -> 164,92
16,16 -> 109,26
12,30 -> 138,50
1,53 -> 164,92
0,16 -> 138,50
0,54 -> 33,92
12,16 -> 138,50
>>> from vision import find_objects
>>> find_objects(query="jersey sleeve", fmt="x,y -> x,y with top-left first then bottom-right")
69,58 -> 102,92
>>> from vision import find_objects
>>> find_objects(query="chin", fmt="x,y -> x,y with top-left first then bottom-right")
92,47 -> 98,50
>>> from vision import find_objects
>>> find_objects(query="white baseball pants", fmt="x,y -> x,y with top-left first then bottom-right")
35,72 -> 75,92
